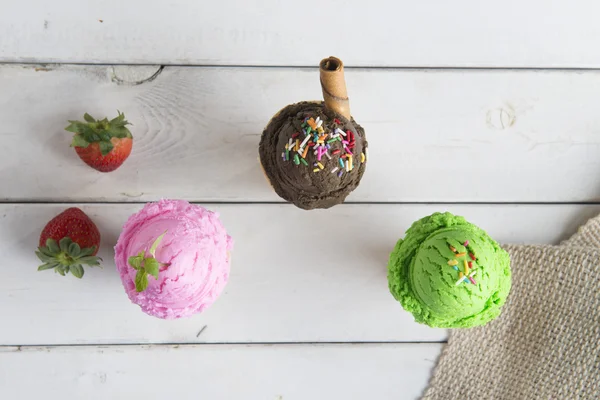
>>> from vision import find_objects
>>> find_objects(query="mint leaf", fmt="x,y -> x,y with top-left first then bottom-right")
99,141 -> 113,156
149,231 -> 167,257
46,239 -> 60,254
71,134 -> 90,148
144,258 -> 160,279
83,113 -> 96,123
128,255 -> 142,270
70,264 -> 84,278
135,270 -> 149,292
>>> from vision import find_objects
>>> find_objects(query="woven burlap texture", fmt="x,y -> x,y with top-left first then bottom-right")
423,215 -> 600,400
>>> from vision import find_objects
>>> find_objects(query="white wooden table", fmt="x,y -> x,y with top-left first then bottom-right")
2,2 -> 600,399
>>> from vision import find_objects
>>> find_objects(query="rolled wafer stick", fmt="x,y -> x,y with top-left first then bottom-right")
319,56 -> 351,120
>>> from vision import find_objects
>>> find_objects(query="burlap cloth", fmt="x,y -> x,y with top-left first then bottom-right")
423,215 -> 600,400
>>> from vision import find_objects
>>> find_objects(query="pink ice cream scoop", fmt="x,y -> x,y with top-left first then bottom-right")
114,200 -> 233,319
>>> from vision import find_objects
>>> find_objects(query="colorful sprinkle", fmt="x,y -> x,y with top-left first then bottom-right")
464,260 -> 469,274
334,118 -> 341,124
448,259 -> 458,266
468,261 -> 473,269
449,245 -> 457,253
463,240 -> 469,246
280,115 -> 366,178
455,252 -> 466,257
300,135 -> 311,149
469,253 -> 476,261
453,266 -> 459,271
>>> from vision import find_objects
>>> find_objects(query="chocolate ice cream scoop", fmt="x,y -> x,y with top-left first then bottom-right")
259,57 -> 368,210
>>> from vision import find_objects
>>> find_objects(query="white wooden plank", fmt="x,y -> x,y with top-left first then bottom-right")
2,1 -> 600,67
2,203 -> 598,345
0,343 -> 440,400
2,65 -> 600,203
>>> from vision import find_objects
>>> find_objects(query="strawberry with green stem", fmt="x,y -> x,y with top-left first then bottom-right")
35,208 -> 102,278
129,231 -> 171,292
66,111 -> 133,172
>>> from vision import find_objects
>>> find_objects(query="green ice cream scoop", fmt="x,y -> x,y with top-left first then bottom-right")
387,212 -> 511,328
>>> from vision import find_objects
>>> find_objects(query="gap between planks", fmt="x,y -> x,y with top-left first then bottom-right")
0,341 -> 444,351
3,201 -> 600,205
6,61 -> 600,72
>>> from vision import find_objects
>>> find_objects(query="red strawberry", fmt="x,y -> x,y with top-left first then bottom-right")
66,111 -> 133,172
35,208 -> 102,278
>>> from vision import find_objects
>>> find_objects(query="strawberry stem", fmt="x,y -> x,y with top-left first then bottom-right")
35,237 -> 102,279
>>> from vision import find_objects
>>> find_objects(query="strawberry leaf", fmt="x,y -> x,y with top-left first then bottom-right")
46,239 -> 60,254
144,258 -> 160,279
149,231 -> 167,257
38,263 -> 58,271
65,121 -> 82,133
79,246 -> 97,257
38,246 -> 54,257
78,256 -> 101,266
135,269 -> 149,292
71,134 -> 90,148
35,251 -> 54,263
99,141 -> 114,156
70,264 -> 84,278
56,266 -> 66,276
59,237 -> 72,252
68,242 -> 81,257
66,111 -> 133,146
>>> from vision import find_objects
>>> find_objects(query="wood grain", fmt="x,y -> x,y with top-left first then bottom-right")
2,203 -> 598,345
2,65 -> 600,203
2,1 -> 600,67
0,343 -> 440,400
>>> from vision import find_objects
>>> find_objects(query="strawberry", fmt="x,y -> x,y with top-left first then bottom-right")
35,207 -> 102,278
66,111 -> 133,172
